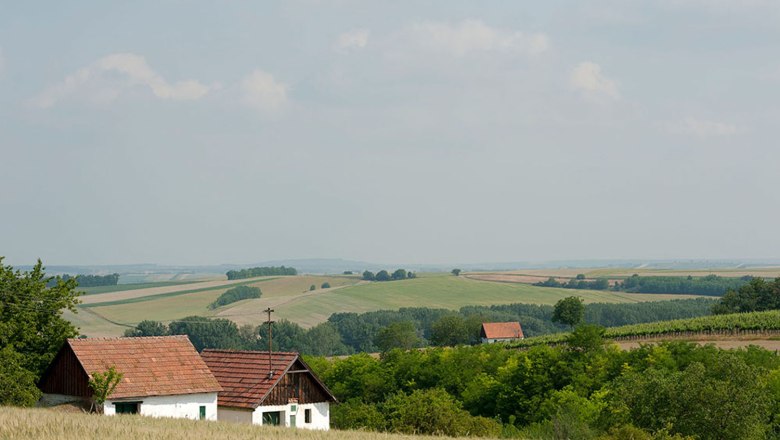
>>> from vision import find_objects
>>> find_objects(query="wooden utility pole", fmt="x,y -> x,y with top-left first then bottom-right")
264,307 -> 275,379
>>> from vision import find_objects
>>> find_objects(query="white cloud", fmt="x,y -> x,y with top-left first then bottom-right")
667,118 -> 745,137
30,53 -> 212,108
407,19 -> 549,57
241,70 -> 288,113
570,62 -> 620,99
335,29 -> 370,52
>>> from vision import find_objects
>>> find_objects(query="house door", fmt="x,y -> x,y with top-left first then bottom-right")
290,414 -> 296,427
262,411 -> 281,426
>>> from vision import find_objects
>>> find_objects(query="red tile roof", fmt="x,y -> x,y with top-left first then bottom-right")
67,336 -> 222,399
481,322 -> 524,339
200,350 -> 336,409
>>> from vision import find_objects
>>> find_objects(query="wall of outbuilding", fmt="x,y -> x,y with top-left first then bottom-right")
104,392 -> 218,421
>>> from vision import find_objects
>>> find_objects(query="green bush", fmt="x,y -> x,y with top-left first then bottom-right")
208,286 -> 261,309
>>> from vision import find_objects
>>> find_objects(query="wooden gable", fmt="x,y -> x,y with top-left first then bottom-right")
38,343 -> 91,397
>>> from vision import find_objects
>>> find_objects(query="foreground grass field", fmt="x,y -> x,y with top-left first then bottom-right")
0,407 -> 480,440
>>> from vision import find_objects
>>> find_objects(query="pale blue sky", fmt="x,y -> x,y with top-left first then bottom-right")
1,1 -> 779,265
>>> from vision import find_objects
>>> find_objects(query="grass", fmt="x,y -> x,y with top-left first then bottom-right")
70,274 -> 707,336
0,406 -> 482,440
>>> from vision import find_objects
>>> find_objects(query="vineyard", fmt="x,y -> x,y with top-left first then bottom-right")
512,310 -> 780,347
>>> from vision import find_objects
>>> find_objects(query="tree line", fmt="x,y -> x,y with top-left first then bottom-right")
534,273 -> 751,296
712,277 -> 780,314
208,285 -> 262,309
308,330 -> 780,438
225,266 -> 297,280
47,273 -> 120,288
362,269 -> 417,281
123,298 -> 715,356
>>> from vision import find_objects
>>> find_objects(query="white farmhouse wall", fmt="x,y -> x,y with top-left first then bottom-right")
218,407 -> 253,424
104,392 -> 218,421
249,402 -> 330,430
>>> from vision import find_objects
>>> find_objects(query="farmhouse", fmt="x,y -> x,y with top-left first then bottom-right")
38,336 -> 222,420
200,349 -> 337,430
480,322 -> 524,344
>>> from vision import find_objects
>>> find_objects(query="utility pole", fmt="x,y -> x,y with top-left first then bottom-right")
264,307 -> 275,379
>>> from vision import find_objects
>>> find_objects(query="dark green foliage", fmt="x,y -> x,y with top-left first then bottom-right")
430,315 -> 471,346
208,285 -> 262,309
54,273 -> 120,287
311,340 -> 780,439
0,258 -> 80,378
407,271 -> 416,279
712,277 -> 780,314
375,321 -> 421,352
452,268 -> 462,276
553,296 -> 585,328
343,271 -> 353,275
566,324 -> 606,353
375,270 -> 391,281
0,347 -> 41,407
124,320 -> 168,337
535,276 -> 610,290
391,269 -> 407,280
309,284 -> 316,291
321,282 -> 331,289
362,270 -> 375,281
168,316 -> 243,351
617,274 -> 749,296
225,266 -> 297,280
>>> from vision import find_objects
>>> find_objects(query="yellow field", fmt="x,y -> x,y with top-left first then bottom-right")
0,407 -> 486,440
496,267 -> 780,279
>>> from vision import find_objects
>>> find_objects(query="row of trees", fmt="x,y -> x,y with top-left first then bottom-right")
617,274 -> 750,296
535,275 -> 610,291
208,285 -> 262,309
311,331 -> 780,438
48,273 -> 120,287
225,266 -> 297,280
712,277 -> 780,314
362,269 -> 417,281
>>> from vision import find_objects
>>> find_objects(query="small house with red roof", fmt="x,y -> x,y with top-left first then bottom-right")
200,349 -> 337,430
38,336 -> 222,419
480,322 -> 524,344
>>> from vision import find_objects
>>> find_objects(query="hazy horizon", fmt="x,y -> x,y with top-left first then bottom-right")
2,2 -> 779,266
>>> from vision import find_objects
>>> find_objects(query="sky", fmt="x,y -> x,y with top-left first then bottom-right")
1,1 -> 780,266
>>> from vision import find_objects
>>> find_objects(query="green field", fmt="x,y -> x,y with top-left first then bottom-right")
77,280 -> 203,295
72,273 -> 706,337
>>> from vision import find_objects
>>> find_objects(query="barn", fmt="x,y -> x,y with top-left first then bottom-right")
480,322 -> 524,343
38,336 -> 222,420
200,349 -> 337,430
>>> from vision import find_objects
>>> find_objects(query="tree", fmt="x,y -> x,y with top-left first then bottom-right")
712,277 -> 780,314
451,269 -> 461,276
321,282 -> 331,289
0,258 -> 81,377
566,324 -> 606,353
391,269 -> 407,280
299,323 -> 351,356
88,365 -> 124,413
124,320 -> 168,337
362,271 -> 375,281
575,274 -> 586,280
0,346 -> 41,406
375,270 -> 391,282
375,321 -> 420,352
407,271 -> 416,279
209,285 -> 262,309
552,296 -> 585,328
168,316 -> 242,351
430,315 -> 470,347
309,284 -> 316,291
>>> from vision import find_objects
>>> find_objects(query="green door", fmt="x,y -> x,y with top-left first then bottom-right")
262,411 -> 281,426
290,414 -> 296,428
199,405 -> 206,420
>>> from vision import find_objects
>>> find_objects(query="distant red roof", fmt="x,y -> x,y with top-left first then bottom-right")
481,322 -> 524,340
201,350 -> 337,409
65,336 -> 222,399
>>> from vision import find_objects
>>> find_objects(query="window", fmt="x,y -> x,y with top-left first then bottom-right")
114,402 -> 139,414
304,409 -> 311,424
199,405 -> 206,420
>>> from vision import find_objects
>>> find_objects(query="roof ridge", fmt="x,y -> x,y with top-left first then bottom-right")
69,335 -> 189,342
201,349 -> 299,355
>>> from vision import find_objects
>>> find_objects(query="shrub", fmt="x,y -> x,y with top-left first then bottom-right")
209,286 -> 262,309
321,282 -> 331,289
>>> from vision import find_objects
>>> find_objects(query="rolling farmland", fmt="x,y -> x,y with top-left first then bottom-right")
70,273 -> 707,337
